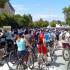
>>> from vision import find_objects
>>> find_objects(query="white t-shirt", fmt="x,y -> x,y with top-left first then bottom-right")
65,32 -> 70,43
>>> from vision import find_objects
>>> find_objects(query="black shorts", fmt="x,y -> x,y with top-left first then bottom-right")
17,50 -> 29,58
0,41 -> 6,46
46,41 -> 53,47
6,39 -> 14,52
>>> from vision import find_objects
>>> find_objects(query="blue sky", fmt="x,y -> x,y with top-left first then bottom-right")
10,0 -> 70,21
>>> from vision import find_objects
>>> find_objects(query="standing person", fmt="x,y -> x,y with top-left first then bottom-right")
24,28 -> 32,49
16,34 -> 29,63
56,30 -> 60,41
24,29 -> 34,64
65,30 -> 70,44
44,30 -> 51,50
37,30 -> 48,65
4,29 -> 14,54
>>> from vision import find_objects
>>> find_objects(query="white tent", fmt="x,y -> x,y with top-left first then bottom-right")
56,24 -> 61,27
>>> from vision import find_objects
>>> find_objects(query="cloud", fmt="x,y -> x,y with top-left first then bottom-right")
12,4 -> 29,14
32,14 -> 65,21
11,4 -> 65,21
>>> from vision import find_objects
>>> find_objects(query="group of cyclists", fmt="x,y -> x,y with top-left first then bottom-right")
0,27 -> 70,67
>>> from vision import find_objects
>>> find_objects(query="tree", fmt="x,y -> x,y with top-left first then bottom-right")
0,14 -> 6,27
13,14 -> 22,27
34,18 -> 49,27
0,14 -> 19,28
50,20 -> 56,27
63,6 -> 70,26
44,21 -> 49,27
21,14 -> 33,27
61,21 -> 66,26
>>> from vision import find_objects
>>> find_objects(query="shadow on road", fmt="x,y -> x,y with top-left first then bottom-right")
51,62 -> 65,67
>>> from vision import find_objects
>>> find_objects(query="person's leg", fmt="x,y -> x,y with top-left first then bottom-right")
42,46 -> 48,64
22,50 -> 29,64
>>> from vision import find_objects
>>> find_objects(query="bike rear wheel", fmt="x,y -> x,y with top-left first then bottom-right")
16,63 -> 27,70
63,48 -> 69,61
28,54 -> 35,69
67,61 -> 70,70
8,51 -> 18,70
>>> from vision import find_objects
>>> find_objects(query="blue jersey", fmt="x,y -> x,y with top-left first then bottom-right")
16,38 -> 26,51
44,33 -> 51,43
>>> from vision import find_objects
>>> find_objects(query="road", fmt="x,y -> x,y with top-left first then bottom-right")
0,47 -> 68,70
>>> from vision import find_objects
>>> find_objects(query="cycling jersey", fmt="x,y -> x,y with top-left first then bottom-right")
44,32 -> 50,43
16,38 -> 26,51
39,33 -> 44,44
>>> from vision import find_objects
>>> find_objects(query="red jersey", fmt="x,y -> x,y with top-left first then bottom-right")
39,33 -> 44,43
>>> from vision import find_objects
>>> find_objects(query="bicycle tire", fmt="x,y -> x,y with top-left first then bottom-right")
28,54 -> 35,69
16,63 -> 26,70
63,48 -> 69,61
38,57 -> 44,69
9,51 -> 18,63
50,48 -> 55,63
67,61 -> 70,70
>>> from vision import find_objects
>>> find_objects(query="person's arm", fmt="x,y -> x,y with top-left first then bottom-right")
37,44 -> 39,48
24,38 -> 32,48
43,38 -> 46,47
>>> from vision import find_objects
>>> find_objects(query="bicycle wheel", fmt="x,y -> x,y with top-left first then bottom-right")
7,50 -> 18,70
16,63 -> 26,70
50,48 -> 55,63
67,61 -> 70,70
9,51 -> 18,63
63,48 -> 69,61
38,57 -> 44,69
28,54 -> 35,69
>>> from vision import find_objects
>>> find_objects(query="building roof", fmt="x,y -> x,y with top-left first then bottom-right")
8,2 -> 15,11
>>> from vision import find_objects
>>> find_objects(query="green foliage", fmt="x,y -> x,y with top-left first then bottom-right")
33,18 -> 49,27
0,14 -> 49,28
50,20 -> 56,27
61,21 -> 66,26
0,14 -> 19,28
63,6 -> 70,26
21,14 -> 33,27
13,14 -> 33,28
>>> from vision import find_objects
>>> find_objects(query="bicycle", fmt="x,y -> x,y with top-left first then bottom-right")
62,43 -> 70,61
47,41 -> 55,63
66,50 -> 70,70
27,47 -> 36,70
8,47 -> 36,70
16,52 -> 29,70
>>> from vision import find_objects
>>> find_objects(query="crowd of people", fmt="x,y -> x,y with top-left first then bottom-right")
0,28 -> 70,66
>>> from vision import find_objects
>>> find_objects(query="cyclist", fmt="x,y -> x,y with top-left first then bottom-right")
65,30 -> 70,44
63,29 -> 70,48
44,30 -> 51,51
16,34 -> 29,64
37,30 -> 48,65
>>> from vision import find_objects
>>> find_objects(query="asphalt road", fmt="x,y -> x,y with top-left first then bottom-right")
0,47 -> 68,70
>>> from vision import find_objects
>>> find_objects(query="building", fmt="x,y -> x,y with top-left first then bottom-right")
0,2 -> 15,16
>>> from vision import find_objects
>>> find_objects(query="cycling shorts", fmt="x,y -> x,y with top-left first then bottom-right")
37,44 -> 47,54
17,50 -> 29,58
